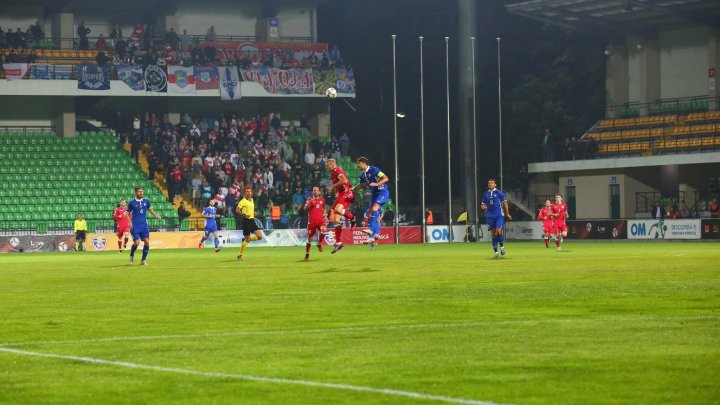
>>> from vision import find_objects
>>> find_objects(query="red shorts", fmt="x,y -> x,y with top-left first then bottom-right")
116,227 -> 130,237
332,191 -> 355,211
542,222 -> 555,235
554,221 -> 568,233
307,222 -> 325,240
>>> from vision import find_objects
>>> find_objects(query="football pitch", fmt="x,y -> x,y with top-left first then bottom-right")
0,242 -> 718,404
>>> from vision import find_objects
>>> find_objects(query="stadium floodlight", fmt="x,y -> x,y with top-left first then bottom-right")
392,34 -> 400,244
445,36 -> 453,243
419,35 -> 426,243
497,37 -> 503,191
471,36 -> 478,242
396,112 -> 406,118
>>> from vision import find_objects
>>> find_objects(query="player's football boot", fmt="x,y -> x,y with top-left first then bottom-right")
331,243 -> 344,254
500,247 -> 506,256
317,245 -> 323,252
214,248 -> 221,253
237,255 -> 243,261
304,253 -> 310,260
199,242 -> 205,249
141,260 -> 147,266
129,256 -> 134,264
494,252 -> 499,259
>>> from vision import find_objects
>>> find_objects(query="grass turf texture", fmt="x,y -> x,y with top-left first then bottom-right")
0,242 -> 718,405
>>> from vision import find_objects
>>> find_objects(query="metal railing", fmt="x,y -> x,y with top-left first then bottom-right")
606,96 -> 720,118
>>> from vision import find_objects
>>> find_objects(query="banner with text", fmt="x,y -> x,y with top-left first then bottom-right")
30,64 -> 71,80
0,235 -> 75,253
567,220 -> 627,239
240,67 -> 314,94
199,41 -> 328,64
194,66 -> 219,90
116,65 -> 145,91
144,65 -> 168,92
426,225 -> 491,243
219,66 -> 241,100
505,221 -> 545,240
627,219 -> 701,240
77,64 -> 110,90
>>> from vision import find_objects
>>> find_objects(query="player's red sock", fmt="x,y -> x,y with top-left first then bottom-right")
118,241 -> 122,249
123,237 -> 128,245
335,226 -> 342,242
544,237 -> 549,248
306,243 -> 311,254
556,239 -> 560,247
343,211 -> 354,220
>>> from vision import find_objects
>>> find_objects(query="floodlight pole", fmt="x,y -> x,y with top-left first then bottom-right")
445,36 -> 453,242
392,34 -> 399,244
419,35 -> 426,243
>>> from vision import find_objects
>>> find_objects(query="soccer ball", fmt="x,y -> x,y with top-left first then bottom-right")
325,87 -> 337,99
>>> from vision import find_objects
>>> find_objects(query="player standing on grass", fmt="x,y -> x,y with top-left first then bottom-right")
199,199 -> 221,252
236,187 -> 263,261
113,199 -> 131,253
74,212 -> 88,252
127,187 -> 162,265
354,157 -> 390,251
304,186 -> 328,260
481,178 -> 511,258
551,193 -> 569,251
326,158 -> 358,254
537,199 -> 554,248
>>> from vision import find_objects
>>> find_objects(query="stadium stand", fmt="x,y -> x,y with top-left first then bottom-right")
0,131 -> 177,235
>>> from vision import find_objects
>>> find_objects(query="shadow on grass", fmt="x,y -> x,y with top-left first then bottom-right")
311,267 -> 380,274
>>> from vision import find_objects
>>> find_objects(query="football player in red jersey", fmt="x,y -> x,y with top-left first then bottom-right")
551,193 -> 569,251
537,199 -> 555,248
304,186 -> 328,260
112,199 -> 131,253
326,159 -> 358,253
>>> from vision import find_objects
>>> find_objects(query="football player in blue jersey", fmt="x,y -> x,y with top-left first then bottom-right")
126,187 -> 162,265
480,178 -> 512,258
353,157 -> 390,250
199,199 -> 221,252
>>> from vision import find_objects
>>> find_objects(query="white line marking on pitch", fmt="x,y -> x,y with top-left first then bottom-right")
0,347 -> 507,405
1,315 -> 717,347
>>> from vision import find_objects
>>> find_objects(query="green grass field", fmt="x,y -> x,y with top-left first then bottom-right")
0,242 -> 718,404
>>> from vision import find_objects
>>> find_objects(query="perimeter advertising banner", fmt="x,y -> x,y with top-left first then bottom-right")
567,220 -> 627,239
504,221 -> 544,240
627,219 -> 701,240
426,225 -> 491,243
701,219 -> 720,239
0,235 -> 75,253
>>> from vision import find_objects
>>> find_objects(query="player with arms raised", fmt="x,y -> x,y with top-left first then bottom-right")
326,158 -> 358,253
481,178 -> 511,258
113,199 -> 131,253
354,157 -> 390,250
537,199 -> 554,248
304,186 -> 328,260
551,193 -> 569,251
199,199 -> 221,252
126,187 -> 161,265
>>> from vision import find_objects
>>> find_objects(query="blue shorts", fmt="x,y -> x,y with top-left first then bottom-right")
204,225 -> 218,236
131,228 -> 150,241
487,216 -> 505,231
370,191 -> 389,208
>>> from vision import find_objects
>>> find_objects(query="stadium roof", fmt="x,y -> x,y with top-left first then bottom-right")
506,0 -> 720,39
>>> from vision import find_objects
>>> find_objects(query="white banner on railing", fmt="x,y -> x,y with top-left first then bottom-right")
627,219 -> 701,240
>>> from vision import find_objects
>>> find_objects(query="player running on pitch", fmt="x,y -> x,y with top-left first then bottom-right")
354,157 -> 390,250
551,193 -> 569,251
304,186 -> 328,260
126,187 -> 162,265
199,199 -> 221,252
112,199 -> 131,252
326,158 -> 358,254
480,178 -> 511,258
537,199 -> 554,248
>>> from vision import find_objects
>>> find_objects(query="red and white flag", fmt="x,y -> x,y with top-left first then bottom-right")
4,63 -> 29,80
167,65 -> 195,94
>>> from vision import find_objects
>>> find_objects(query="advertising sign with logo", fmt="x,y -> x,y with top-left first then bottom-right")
0,235 -> 75,253
567,220 -> 627,239
505,221 -> 544,240
627,219 -> 701,240
426,225 -> 491,243
701,219 -> 720,239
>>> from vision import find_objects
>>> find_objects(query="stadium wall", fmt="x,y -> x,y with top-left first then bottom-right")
658,27 -> 709,99
175,1 -> 260,37
0,96 -> 54,128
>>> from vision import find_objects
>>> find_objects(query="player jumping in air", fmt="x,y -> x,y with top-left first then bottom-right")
537,199 -> 554,248
236,187 -> 263,261
354,157 -> 390,250
326,158 -> 358,254
481,178 -> 512,258
304,186 -> 328,260
551,193 -> 569,251
126,187 -> 162,265
199,199 -> 221,252
113,199 -> 131,252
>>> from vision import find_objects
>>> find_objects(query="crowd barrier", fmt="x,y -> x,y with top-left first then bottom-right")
1,220 -> 717,252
